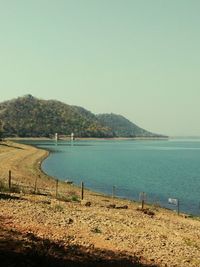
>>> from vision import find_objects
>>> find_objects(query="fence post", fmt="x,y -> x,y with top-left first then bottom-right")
112,185 -> 116,198
34,176 -> 38,194
56,179 -> 58,198
142,199 -> 144,210
8,170 -> 12,190
81,181 -> 84,200
140,192 -> 146,210
177,199 -> 180,215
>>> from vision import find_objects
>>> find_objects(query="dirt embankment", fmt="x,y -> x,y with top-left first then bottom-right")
0,141 -> 200,267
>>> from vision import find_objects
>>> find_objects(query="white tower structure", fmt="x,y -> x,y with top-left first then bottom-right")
71,132 -> 74,141
55,133 -> 58,141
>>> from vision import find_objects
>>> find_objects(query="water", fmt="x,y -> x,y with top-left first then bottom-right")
23,139 -> 200,215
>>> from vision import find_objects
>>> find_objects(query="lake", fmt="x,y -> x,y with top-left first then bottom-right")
23,139 -> 200,215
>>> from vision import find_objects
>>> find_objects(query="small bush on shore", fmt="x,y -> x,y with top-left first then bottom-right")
10,184 -> 21,194
71,194 -> 79,202
56,194 -> 70,202
0,180 -> 9,192
0,180 -> 25,194
67,191 -> 79,202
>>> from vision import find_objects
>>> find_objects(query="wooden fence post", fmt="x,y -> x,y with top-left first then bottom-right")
34,176 -> 38,194
81,181 -> 84,200
140,192 -> 146,210
142,199 -> 144,210
112,185 -> 116,198
56,179 -> 58,198
177,199 -> 180,215
8,170 -> 12,190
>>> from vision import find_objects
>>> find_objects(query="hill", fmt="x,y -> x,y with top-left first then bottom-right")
97,113 -> 160,137
0,95 -> 164,138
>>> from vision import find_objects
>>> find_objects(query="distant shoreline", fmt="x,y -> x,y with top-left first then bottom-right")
6,136 -> 169,141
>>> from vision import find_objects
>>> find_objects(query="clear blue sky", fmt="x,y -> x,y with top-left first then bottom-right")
0,0 -> 200,136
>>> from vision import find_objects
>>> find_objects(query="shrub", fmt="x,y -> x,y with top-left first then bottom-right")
10,185 -> 21,193
71,194 -> 79,202
67,191 -> 80,202
0,180 -> 9,192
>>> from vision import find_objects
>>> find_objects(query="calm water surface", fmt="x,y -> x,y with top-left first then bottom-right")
24,139 -> 200,215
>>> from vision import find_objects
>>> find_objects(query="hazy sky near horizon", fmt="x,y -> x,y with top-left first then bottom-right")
0,0 -> 200,136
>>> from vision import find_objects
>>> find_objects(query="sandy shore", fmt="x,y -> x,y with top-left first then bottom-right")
6,136 -> 169,141
0,141 -> 200,267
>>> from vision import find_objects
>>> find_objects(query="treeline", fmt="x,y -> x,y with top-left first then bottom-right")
0,95 -> 163,138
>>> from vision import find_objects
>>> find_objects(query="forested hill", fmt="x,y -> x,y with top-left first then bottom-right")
0,95 -> 164,138
97,113 -> 159,137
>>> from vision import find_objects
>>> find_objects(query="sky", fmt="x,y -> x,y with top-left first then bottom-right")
0,0 -> 200,136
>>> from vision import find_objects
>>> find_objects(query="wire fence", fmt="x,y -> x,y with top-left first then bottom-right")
0,170 -> 199,216
94,185 -> 199,216
0,170 -> 80,201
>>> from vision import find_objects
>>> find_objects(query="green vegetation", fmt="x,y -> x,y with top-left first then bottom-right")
71,194 -> 79,202
0,95 -> 164,138
0,180 -> 21,194
97,113 -> 163,137
66,190 -> 80,202
0,180 -> 8,192
0,95 -> 112,138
